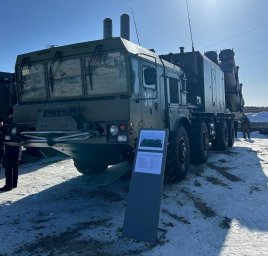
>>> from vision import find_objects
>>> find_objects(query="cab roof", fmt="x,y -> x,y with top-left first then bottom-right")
16,37 -> 182,72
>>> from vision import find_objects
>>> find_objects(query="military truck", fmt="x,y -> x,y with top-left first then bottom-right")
0,72 -> 16,121
4,14 -> 243,180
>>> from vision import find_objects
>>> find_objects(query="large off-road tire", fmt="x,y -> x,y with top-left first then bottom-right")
166,125 -> 190,181
190,121 -> 209,164
227,120 -> 235,147
73,159 -> 108,175
212,120 -> 228,151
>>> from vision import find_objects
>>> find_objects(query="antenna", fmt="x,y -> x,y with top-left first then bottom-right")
185,0 -> 195,52
128,0 -> 141,45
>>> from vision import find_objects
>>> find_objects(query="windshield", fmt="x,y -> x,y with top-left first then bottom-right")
18,51 -> 128,102
49,58 -> 83,98
85,51 -> 128,96
20,63 -> 46,101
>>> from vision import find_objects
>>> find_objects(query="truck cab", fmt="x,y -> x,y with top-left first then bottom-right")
6,37 -> 188,175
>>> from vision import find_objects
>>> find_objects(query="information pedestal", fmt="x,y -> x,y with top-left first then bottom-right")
123,129 -> 168,243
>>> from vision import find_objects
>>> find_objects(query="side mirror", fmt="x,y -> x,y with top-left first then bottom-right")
144,67 -> 156,85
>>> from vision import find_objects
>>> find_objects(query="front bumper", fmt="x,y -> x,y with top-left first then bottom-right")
4,121 -> 130,147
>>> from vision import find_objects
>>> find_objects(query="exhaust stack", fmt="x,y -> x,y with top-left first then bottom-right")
103,18 -> 112,39
120,14 -> 130,40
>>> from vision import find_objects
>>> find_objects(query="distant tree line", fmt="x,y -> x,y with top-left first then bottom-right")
244,106 -> 268,113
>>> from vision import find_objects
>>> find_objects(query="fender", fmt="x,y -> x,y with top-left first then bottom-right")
173,115 -> 191,133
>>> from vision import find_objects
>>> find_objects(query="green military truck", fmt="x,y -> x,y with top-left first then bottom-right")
4,15 -> 243,181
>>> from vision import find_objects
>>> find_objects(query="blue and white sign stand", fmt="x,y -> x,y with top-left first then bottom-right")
123,129 -> 169,243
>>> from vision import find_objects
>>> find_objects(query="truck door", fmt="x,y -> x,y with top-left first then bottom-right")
129,58 -> 143,138
140,61 -> 161,128
211,69 -> 217,108
167,76 -> 182,129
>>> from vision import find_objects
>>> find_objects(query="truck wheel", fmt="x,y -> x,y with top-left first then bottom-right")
167,125 -> 190,181
212,120 -> 228,151
190,121 -> 209,164
73,159 -> 108,175
227,120 -> 235,147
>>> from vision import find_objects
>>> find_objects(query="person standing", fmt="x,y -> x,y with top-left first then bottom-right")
241,114 -> 251,139
0,145 -> 21,191
0,119 -> 4,171
0,109 -> 21,192
234,120 -> 238,138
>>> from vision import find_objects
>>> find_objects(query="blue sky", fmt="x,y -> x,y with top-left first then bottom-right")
1,0 -> 267,106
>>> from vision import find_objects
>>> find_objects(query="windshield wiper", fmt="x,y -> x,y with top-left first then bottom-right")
88,45 -> 102,90
49,51 -> 62,93
19,57 -> 30,93
88,60 -> 93,90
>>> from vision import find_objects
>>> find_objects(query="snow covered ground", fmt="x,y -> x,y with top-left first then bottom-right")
1,133 -> 268,255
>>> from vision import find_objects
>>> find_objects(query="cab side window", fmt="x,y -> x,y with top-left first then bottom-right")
169,77 -> 180,104
142,66 -> 156,90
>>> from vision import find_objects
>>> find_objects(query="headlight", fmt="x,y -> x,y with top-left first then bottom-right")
110,125 -> 119,136
11,127 -> 17,136
5,135 -> 11,141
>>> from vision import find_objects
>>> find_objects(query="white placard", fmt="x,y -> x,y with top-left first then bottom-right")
134,151 -> 163,175
138,130 -> 165,151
